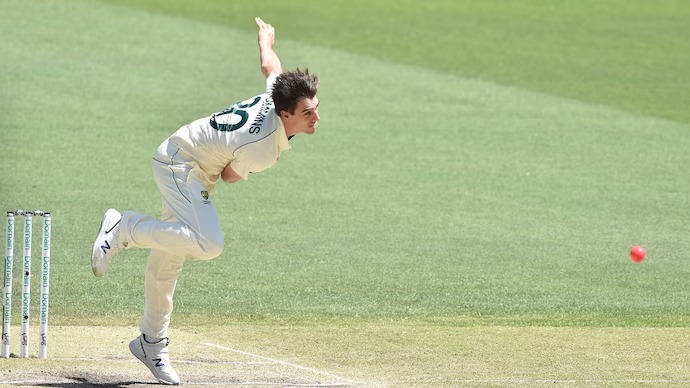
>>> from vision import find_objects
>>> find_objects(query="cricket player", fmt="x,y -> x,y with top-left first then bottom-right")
91,17 -> 320,385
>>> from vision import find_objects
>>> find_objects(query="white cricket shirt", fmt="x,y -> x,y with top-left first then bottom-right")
169,73 -> 291,181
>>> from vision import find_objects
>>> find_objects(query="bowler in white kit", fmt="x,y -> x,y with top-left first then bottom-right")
90,17 -> 320,385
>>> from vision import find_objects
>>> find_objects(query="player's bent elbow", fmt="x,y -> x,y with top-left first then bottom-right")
222,174 -> 242,184
221,165 -> 243,184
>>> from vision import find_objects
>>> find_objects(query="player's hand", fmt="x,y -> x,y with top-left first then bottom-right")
255,17 -> 275,48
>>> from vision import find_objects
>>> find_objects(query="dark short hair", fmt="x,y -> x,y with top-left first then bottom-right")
272,68 -> 319,115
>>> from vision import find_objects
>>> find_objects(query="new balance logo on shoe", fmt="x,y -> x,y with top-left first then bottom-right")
154,358 -> 165,367
100,241 -> 111,255
105,219 -> 121,234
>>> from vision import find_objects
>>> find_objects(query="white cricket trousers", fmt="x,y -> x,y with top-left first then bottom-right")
119,138 -> 224,338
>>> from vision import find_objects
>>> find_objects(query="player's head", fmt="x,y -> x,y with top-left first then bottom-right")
273,68 -> 320,135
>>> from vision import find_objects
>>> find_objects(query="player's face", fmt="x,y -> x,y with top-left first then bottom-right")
290,97 -> 320,135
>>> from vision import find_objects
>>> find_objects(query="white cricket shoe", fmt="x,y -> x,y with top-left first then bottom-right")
129,334 -> 181,385
91,208 -> 124,277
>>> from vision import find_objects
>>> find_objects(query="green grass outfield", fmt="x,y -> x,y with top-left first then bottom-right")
1,0 -> 689,385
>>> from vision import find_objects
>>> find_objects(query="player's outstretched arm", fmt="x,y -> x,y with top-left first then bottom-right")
256,17 -> 283,77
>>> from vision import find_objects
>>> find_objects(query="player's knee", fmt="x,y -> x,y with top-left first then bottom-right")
196,234 -> 224,260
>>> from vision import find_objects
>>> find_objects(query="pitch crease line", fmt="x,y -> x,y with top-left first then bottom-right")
185,383 -> 353,387
0,380 -> 350,387
203,342 -> 358,385
450,379 -> 690,383
52,356 -> 274,365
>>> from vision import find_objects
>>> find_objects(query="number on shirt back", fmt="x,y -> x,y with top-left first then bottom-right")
210,96 -> 261,132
